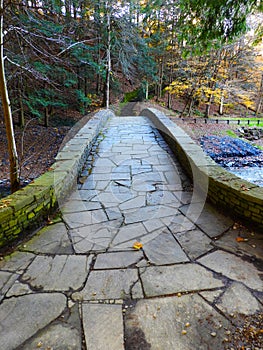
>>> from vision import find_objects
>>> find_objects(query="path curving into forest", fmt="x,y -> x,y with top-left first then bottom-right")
0,109 -> 262,349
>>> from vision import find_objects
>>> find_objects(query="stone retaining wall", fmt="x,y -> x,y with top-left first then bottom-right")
0,110 -> 113,249
141,108 -> 263,230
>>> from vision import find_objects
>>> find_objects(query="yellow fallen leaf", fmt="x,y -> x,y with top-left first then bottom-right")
133,241 -> 143,250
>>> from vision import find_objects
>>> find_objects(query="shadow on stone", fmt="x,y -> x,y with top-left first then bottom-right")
125,326 -> 151,350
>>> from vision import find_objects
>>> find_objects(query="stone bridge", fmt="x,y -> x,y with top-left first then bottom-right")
0,103 -> 262,349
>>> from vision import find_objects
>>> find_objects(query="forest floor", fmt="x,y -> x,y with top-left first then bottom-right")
0,111 -> 93,197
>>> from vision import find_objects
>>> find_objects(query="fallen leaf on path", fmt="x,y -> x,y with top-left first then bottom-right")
133,241 -> 143,250
236,237 -> 248,242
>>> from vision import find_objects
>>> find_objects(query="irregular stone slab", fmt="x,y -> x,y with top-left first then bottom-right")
124,294 -> 232,350
80,179 -> 97,190
72,269 -> 143,300
94,157 -> 116,167
108,182 -> 133,196
131,165 -> 152,175
119,196 -> 146,210
0,293 -> 66,350
21,255 -> 91,291
21,223 -> 73,254
95,251 -> 144,269
124,205 -> 177,224
0,271 -> 19,300
164,170 -> 183,187
212,229 -> 263,261
155,164 -> 179,172
146,190 -> 180,206
111,172 -> 131,181
0,251 -> 35,273
143,232 -> 189,265
6,281 -> 32,297
140,155 -> 161,166
109,229 -> 162,251
91,172 -> 114,181
90,165 -> 113,173
198,251 -> 263,291
112,164 -> 131,173
194,207 -> 233,238
71,222 -> 119,253
105,207 -> 123,221
63,209 -> 108,229
96,180 -> 111,190
162,214 -> 195,233
83,304 -> 124,350
113,179 -> 132,188
91,191 -> 133,206
132,172 -> 164,183
199,290 -> 224,304
140,264 -> 224,297
143,218 -> 165,233
70,189 -> 97,201
216,282 -> 262,316
176,229 -> 213,260
131,181 -> 156,192
61,200 -> 101,213
21,323 -> 82,350
179,202 -> 208,217
111,223 -> 147,247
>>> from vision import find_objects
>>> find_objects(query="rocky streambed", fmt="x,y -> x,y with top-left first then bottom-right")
200,135 -> 263,187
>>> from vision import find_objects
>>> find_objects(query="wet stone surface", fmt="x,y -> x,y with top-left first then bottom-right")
0,114 -> 262,349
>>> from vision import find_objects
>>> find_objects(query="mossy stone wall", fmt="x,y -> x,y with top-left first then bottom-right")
0,110 -> 114,249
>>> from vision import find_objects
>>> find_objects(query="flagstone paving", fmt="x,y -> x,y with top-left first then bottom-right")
0,114 -> 262,349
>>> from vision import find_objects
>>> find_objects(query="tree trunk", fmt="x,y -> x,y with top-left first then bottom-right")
256,73 -> 263,115
156,57 -> 164,101
187,97 -> 194,117
105,5 -> 111,109
219,91 -> 224,115
18,79 -> 25,128
0,0 -> 20,192
167,92 -> 172,109
144,81 -> 149,100
205,94 -> 213,118
180,99 -> 190,117
18,93 -> 25,128
167,63 -> 173,109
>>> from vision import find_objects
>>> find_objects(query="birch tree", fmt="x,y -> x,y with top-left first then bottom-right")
0,0 -> 19,192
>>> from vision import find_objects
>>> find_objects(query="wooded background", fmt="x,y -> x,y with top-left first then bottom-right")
1,1 -> 263,123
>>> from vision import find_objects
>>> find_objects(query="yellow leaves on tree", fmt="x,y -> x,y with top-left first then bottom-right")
238,94 -> 255,110
165,80 -> 191,97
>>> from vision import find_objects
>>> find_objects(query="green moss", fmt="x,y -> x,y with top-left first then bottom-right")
28,212 -> 35,220
226,130 -> 238,137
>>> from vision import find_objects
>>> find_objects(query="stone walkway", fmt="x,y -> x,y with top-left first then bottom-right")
0,115 -> 262,349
